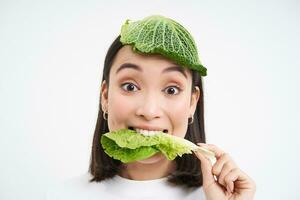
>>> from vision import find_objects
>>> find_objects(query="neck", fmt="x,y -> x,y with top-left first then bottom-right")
119,157 -> 176,180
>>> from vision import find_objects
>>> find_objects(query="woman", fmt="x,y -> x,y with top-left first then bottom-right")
47,15 -> 256,200
89,15 -> 256,200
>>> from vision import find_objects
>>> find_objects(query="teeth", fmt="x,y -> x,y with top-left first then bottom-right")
135,128 -> 162,136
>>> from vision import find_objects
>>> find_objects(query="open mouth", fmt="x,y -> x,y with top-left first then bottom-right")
128,126 -> 168,134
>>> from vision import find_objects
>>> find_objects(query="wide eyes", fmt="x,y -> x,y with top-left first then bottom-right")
121,82 -> 181,95
121,83 -> 138,92
163,86 -> 180,95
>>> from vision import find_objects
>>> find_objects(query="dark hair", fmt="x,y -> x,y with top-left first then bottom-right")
89,36 -> 206,187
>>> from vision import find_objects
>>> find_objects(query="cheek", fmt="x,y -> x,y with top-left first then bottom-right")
167,97 -> 190,138
107,89 -> 136,130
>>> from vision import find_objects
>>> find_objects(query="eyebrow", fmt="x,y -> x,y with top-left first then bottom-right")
115,63 -> 142,74
115,63 -> 187,78
162,65 -> 187,78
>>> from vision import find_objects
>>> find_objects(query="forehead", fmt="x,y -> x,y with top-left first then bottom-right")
110,45 -> 192,79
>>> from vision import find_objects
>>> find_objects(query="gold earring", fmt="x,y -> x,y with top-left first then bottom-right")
103,110 -> 108,120
188,115 -> 194,125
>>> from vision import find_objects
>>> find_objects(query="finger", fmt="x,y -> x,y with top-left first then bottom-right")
211,153 -> 233,177
218,162 -> 236,188
224,168 -> 252,193
194,150 -> 216,187
197,143 -> 235,194
198,143 -> 226,159
229,180 -> 234,193
224,169 -> 240,193
225,168 -> 257,196
224,178 -> 234,194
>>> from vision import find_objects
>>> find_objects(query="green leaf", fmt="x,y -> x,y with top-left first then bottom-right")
120,15 -> 207,76
100,128 -> 211,163
101,132 -> 159,163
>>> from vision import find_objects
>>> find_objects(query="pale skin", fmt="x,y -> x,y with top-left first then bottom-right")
101,45 -> 256,199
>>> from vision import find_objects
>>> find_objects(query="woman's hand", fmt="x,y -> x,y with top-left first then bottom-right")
194,143 -> 256,200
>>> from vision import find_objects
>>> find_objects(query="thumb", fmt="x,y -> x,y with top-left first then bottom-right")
194,144 -> 216,187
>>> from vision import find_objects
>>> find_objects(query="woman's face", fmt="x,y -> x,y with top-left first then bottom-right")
101,45 -> 200,163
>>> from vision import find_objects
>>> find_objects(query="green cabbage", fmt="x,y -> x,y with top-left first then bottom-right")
120,15 -> 207,76
101,129 -> 215,163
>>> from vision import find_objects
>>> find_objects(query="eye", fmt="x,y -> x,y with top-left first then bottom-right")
121,82 -> 139,92
163,86 -> 181,95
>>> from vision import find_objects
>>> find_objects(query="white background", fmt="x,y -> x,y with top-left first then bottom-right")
1,0 -> 299,199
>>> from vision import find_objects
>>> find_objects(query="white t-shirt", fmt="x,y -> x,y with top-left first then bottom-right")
46,173 -> 206,200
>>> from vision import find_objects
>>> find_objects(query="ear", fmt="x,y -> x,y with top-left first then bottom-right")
101,80 -> 109,112
190,86 -> 200,116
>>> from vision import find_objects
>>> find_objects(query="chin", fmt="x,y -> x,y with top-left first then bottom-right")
136,153 -> 166,164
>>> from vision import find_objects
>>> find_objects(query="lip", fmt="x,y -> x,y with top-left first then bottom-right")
129,125 -> 168,133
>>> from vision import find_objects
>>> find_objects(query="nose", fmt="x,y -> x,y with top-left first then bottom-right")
135,93 -> 163,121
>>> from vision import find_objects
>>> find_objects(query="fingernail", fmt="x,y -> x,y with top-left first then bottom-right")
227,185 -> 231,193
230,183 -> 234,193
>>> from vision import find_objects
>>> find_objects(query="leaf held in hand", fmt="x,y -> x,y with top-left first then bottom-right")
101,129 -> 215,163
